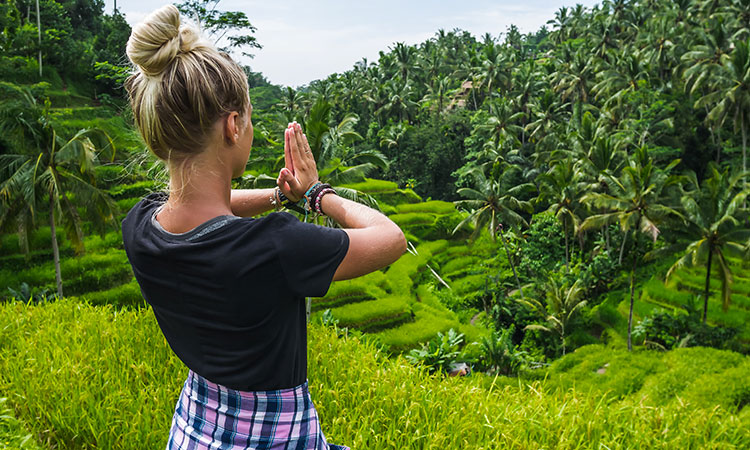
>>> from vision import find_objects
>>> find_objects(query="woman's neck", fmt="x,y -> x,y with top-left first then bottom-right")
157,152 -> 235,233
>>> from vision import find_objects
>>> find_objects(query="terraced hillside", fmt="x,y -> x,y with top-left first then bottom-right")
638,255 -> 750,340
312,179 -> 494,352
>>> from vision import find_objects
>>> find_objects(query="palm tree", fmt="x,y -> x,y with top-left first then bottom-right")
453,167 -> 535,296
525,89 -> 569,159
581,148 -> 681,350
537,160 -> 585,272
378,121 -> 409,175
377,79 -> 418,123
391,42 -> 416,81
0,86 -> 118,298
521,277 -> 587,356
420,75 -> 451,120
651,164 -> 750,323
696,38 -> 750,190
682,18 -> 733,159
478,97 -> 524,157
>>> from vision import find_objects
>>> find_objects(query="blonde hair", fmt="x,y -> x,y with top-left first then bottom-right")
125,4 -> 249,162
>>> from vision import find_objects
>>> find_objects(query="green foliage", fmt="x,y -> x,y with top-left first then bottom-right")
1,302 -> 750,449
176,0 -> 261,57
0,251 -> 132,296
337,178 -> 398,194
520,213 -> 565,277
326,297 -> 411,332
4,282 -> 51,304
406,328 -> 464,374
633,306 -> 739,351
547,345 -> 664,399
108,180 -> 157,200
0,397 -> 42,450
477,325 -> 526,375
74,279 -> 145,309
374,306 -> 457,353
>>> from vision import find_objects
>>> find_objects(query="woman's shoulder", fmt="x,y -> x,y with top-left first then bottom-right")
122,192 -> 166,231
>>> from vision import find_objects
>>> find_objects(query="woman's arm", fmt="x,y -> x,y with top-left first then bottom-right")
320,194 -> 406,281
277,122 -> 406,281
230,189 -> 277,217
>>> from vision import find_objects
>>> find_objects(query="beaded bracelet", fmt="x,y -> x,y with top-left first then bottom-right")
313,187 -> 336,215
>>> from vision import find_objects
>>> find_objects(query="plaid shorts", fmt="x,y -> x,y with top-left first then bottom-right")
167,371 -> 349,450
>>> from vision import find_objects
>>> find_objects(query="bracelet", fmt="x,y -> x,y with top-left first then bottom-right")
269,189 -> 281,211
302,182 -> 322,212
313,187 -> 336,215
273,187 -> 306,214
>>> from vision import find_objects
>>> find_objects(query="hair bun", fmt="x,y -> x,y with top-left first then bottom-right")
127,4 -> 193,77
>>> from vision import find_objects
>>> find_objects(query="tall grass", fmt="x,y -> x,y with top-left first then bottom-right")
1,301 -> 748,449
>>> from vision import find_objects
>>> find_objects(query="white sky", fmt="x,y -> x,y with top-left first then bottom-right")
104,0 -> 601,87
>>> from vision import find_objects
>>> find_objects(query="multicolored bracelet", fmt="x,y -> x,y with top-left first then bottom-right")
313,187 -> 336,215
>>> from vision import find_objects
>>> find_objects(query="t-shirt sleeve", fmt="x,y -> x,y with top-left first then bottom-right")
271,213 -> 350,298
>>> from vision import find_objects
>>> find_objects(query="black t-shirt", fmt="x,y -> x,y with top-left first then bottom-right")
121,193 -> 349,391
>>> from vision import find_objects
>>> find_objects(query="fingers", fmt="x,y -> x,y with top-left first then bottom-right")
280,122 -> 320,200
287,124 -> 306,172
284,124 -> 294,175
277,167 -> 302,201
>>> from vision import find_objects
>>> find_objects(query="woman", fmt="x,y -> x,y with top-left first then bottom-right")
121,5 -> 406,449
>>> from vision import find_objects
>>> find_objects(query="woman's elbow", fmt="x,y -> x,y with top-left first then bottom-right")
388,224 -> 407,262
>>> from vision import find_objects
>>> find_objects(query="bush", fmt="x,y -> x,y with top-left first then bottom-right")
406,328 -> 464,374
519,212 -> 565,278
633,306 -> 739,351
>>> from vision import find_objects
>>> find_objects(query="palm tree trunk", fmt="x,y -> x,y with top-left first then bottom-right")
560,324 -> 566,356
564,221 -> 570,273
742,117 -> 747,207
618,231 -> 628,265
604,226 -> 611,254
627,237 -> 637,351
703,248 -> 713,324
35,0 -> 42,78
49,192 -> 63,298
499,230 -> 523,299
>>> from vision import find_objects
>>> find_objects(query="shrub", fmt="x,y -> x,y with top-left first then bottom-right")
519,212 -> 565,278
406,328 -> 464,374
476,325 -> 526,375
633,306 -> 739,351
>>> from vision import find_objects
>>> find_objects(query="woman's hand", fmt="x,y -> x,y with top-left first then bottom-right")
277,122 -> 319,202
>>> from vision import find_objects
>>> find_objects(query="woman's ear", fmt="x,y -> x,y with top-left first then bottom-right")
224,111 -> 240,144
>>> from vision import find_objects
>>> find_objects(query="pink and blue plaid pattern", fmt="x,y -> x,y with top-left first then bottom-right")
167,371 -> 349,450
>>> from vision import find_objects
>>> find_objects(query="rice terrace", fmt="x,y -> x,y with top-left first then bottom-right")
1,0 -> 750,448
